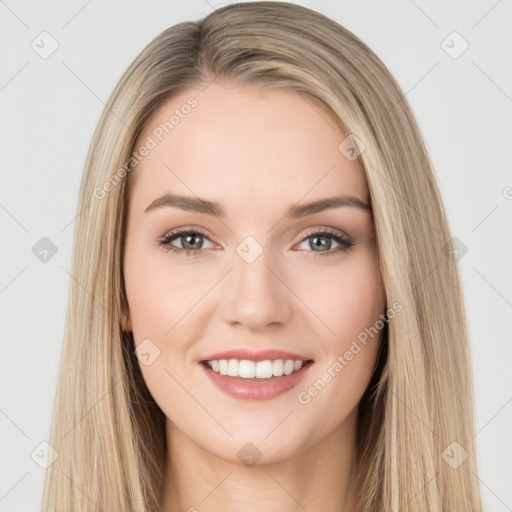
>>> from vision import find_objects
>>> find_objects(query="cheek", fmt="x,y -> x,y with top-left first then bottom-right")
123,240 -> 210,338
295,255 -> 385,420
123,243 -> 205,415
303,248 -> 385,351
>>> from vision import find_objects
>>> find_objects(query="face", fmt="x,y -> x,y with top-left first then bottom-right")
122,81 -> 386,465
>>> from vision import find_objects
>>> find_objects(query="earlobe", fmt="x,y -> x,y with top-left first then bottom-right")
121,310 -> 133,332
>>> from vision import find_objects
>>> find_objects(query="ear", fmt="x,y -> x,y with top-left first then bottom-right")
121,307 -> 133,332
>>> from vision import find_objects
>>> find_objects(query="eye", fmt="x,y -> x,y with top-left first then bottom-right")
157,228 -> 215,256
295,228 -> 354,257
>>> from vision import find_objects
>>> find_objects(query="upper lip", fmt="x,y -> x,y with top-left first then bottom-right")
199,348 -> 312,363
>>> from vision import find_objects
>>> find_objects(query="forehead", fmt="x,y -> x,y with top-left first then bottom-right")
129,82 -> 369,211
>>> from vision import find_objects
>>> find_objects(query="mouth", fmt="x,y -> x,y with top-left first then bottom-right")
200,357 -> 314,400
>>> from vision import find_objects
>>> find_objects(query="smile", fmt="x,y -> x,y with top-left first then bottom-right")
201,358 -> 314,401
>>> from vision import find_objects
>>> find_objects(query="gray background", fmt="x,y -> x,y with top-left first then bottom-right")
1,0 -> 511,510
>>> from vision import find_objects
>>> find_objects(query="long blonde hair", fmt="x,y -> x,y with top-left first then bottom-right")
41,2 -> 483,510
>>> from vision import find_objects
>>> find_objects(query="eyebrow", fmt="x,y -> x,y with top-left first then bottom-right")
144,193 -> 371,218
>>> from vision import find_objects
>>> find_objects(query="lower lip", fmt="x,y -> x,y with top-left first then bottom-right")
201,361 -> 313,401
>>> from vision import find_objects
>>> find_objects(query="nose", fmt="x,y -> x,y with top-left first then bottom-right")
220,245 -> 293,331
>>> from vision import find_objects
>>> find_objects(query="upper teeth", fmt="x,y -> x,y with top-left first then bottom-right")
206,359 -> 304,379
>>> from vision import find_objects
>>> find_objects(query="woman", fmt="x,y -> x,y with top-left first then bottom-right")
41,2 -> 484,511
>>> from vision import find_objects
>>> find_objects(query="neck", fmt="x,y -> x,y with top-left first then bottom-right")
160,409 -> 360,512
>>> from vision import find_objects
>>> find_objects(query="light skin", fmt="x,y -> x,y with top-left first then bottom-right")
122,81 -> 386,512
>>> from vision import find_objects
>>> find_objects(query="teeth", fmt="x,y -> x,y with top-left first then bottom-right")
272,359 -> 284,377
256,360 -> 272,379
219,359 -> 228,375
205,358 -> 305,379
284,359 -> 294,375
239,359 -> 256,378
227,359 -> 238,377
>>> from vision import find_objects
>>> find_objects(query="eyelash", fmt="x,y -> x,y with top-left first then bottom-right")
157,227 -> 354,258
